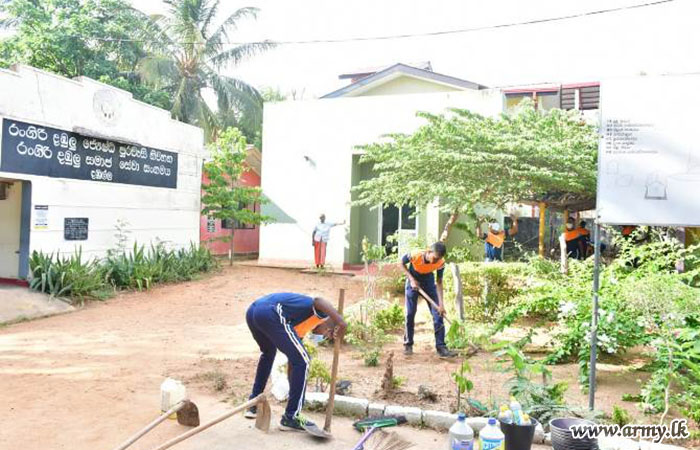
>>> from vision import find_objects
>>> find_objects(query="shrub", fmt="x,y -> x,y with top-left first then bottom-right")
363,349 -> 380,367
28,250 -> 110,303
373,303 -> 404,332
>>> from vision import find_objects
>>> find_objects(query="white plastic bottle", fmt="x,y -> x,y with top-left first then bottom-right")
479,418 -> 505,450
497,405 -> 513,424
448,412 -> 474,450
509,396 -> 523,425
160,378 -> 187,418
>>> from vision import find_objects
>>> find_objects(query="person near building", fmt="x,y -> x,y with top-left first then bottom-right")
577,220 -> 591,258
311,214 -> 345,268
563,217 -> 582,259
243,292 -> 346,431
400,241 -> 457,358
479,215 -> 519,262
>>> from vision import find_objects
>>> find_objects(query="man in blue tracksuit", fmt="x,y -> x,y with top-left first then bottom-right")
243,292 -> 346,431
401,241 -> 457,358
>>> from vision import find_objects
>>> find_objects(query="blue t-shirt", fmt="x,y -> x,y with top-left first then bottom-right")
253,292 -> 327,327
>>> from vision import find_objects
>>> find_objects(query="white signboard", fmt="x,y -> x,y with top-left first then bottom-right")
597,75 -> 700,226
34,205 -> 48,229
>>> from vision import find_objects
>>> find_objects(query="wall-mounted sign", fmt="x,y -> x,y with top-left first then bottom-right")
64,217 -> 89,241
0,118 -> 178,189
34,205 -> 48,229
207,216 -> 216,233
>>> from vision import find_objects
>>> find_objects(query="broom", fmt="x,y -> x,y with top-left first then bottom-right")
353,427 -> 413,450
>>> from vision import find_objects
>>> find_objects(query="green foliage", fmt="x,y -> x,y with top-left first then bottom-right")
29,240 -> 217,303
391,375 -> 406,389
28,250 -> 109,303
137,1 -> 274,140
363,349 -> 380,367
373,303 -> 404,332
105,242 -> 216,290
353,102 -> 598,240
303,340 -> 331,391
452,358 -> 474,412
201,128 -> 272,264
611,405 -> 632,426
0,0 -> 170,109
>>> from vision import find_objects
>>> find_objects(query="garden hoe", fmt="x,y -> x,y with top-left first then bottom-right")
151,394 -> 271,450
113,400 -> 200,450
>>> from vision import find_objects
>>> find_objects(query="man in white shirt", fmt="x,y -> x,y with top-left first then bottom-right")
312,214 -> 344,268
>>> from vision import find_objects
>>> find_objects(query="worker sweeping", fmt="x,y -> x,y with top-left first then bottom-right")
243,293 -> 346,432
479,215 -> 519,262
400,241 -> 457,358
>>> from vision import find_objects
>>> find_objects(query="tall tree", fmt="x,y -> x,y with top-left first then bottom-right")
354,102 -> 598,241
201,127 -> 270,265
138,0 -> 274,141
0,0 -> 171,109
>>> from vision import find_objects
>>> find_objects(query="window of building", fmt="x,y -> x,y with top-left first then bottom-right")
536,92 -> 560,110
505,93 -> 531,110
221,203 -> 258,230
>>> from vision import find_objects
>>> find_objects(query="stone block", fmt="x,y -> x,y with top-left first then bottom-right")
334,395 -> 369,417
385,404 -> 423,425
423,410 -> 458,430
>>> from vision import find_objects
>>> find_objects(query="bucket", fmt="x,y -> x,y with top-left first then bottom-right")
549,418 -> 598,450
499,419 -> 538,450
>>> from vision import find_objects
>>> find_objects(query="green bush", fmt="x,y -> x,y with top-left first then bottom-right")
28,250 -> 110,303
373,303 -> 404,332
29,242 -> 217,302
363,349 -> 380,367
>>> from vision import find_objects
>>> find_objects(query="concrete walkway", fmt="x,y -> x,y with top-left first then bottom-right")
0,285 -> 74,324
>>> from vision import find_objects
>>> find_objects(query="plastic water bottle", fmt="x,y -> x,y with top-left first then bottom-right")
509,396 -> 523,425
498,405 -> 513,424
160,378 -> 187,418
448,413 -> 474,450
479,418 -> 505,450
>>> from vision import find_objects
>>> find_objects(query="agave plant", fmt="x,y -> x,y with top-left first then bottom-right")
138,0 -> 275,140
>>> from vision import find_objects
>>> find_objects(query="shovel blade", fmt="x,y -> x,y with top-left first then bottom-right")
176,400 -> 200,427
255,398 -> 271,432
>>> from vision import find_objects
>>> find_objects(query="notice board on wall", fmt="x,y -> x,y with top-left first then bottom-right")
64,218 -> 89,241
597,75 -> 700,226
0,118 -> 178,189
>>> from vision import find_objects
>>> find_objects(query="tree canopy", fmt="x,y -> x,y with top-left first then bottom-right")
138,0 -> 274,141
353,102 -> 598,239
0,0 -> 171,109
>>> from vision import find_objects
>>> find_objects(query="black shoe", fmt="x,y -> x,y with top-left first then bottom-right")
437,347 -> 457,358
280,414 -> 315,432
404,345 -> 413,356
243,405 -> 257,419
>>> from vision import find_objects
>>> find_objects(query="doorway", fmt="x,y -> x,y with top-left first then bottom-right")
381,204 -> 417,255
0,180 -> 30,280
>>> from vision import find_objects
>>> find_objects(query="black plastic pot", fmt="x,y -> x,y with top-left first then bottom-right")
499,419 -> 538,450
550,418 -> 598,450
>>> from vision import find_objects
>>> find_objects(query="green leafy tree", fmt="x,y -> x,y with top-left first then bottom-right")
0,0 -> 170,108
138,0 -> 275,141
201,127 -> 270,265
354,101 -> 598,241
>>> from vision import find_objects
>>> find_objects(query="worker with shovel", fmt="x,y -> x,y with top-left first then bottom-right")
401,241 -> 457,358
244,293 -> 347,433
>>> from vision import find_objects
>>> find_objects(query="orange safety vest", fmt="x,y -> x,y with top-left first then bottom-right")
294,315 -> 326,338
485,231 -> 506,249
564,229 -> 581,242
622,225 -> 636,236
577,228 -> 590,237
409,251 -> 445,274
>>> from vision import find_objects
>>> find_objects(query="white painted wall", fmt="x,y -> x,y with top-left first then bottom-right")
356,76 -> 462,97
0,65 -> 205,268
259,89 -> 503,267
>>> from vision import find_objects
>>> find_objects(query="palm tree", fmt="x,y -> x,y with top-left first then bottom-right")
138,0 -> 274,140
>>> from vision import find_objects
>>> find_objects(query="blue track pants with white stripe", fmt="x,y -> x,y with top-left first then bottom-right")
246,301 -> 310,420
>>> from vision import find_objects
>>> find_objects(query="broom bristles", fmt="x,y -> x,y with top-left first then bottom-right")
364,428 -> 413,450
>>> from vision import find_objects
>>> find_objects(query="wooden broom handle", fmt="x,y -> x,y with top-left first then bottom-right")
324,288 -> 345,432
418,287 -> 451,324
152,395 -> 265,450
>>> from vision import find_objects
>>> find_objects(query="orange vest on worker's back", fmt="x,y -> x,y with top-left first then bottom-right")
577,228 -> 590,238
486,231 -> 506,249
294,315 -> 326,338
410,251 -> 445,275
564,229 -> 581,242
622,226 -> 636,236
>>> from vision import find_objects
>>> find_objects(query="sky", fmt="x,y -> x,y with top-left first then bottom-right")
132,0 -> 699,99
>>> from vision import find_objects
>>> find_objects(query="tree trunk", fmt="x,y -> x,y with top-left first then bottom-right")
450,263 -> 464,321
229,227 -> 234,266
538,202 -> 546,257
559,233 -> 568,275
440,209 -> 460,243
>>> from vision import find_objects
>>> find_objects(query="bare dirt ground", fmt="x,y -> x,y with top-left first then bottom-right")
0,264 -> 674,449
